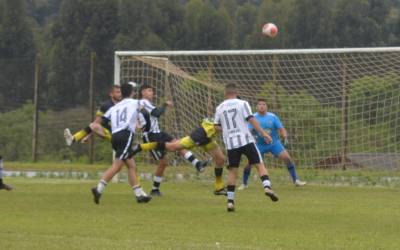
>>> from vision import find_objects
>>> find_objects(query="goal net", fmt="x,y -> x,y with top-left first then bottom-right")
115,48 -> 400,170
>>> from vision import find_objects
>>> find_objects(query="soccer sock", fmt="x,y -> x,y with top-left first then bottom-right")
243,165 -> 251,186
152,176 -> 162,190
227,185 -> 235,203
287,162 -> 298,182
260,175 -> 271,189
184,151 -> 200,168
132,185 -> 146,197
96,179 -> 107,194
214,167 -> 224,190
140,142 -> 160,151
73,126 -> 91,142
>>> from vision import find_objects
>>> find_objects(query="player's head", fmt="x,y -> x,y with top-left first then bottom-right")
139,84 -> 154,100
109,85 -> 121,102
120,83 -> 135,99
224,83 -> 238,98
256,98 -> 268,114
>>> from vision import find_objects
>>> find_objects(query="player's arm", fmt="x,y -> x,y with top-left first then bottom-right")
248,117 -> 272,144
275,116 -> 287,144
147,100 -> 173,118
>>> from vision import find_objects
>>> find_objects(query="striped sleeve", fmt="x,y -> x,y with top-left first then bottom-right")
242,101 -> 253,121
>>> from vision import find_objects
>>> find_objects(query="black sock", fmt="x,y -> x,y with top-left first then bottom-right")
260,175 -> 270,182
84,126 -> 92,134
0,179 -> 3,185
215,167 -> 223,177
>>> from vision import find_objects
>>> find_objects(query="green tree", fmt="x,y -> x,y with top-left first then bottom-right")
0,0 -> 36,110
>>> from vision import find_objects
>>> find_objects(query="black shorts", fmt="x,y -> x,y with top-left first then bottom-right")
189,127 -> 210,146
111,129 -> 135,160
142,131 -> 174,160
227,143 -> 262,168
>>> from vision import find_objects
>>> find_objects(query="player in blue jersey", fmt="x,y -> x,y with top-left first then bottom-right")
238,99 -> 306,190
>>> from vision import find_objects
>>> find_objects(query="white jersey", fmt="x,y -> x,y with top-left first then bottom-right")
214,98 -> 255,150
103,98 -> 140,134
138,99 -> 161,134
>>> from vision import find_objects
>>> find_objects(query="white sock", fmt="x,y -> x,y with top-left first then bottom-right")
96,179 -> 107,193
184,151 -> 199,167
262,179 -> 271,189
132,185 -> 145,197
227,191 -> 235,201
152,176 -> 162,190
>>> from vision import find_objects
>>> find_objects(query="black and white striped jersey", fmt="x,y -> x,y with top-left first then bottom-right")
214,98 -> 255,150
103,98 -> 140,134
138,99 -> 161,134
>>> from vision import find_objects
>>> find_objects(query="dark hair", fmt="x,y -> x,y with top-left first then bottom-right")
120,83 -> 133,98
225,83 -> 238,95
139,84 -> 153,98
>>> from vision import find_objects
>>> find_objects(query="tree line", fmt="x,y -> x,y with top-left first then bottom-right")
1,0 -> 400,110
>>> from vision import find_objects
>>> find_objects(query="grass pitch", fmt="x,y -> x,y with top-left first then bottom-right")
1,177 -> 400,250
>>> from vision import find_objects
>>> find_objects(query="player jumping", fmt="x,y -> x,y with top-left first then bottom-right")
138,84 -> 209,196
132,118 -> 227,196
64,85 -> 122,145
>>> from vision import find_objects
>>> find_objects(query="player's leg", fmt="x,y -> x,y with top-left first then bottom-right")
205,143 -> 226,195
226,148 -> 242,212
150,156 -> 167,196
271,141 -> 306,186
0,156 -> 12,191
125,158 -> 151,203
64,126 -> 91,146
91,159 -> 124,204
238,163 -> 251,190
245,143 -> 278,202
89,123 -> 112,142
239,144 -> 267,190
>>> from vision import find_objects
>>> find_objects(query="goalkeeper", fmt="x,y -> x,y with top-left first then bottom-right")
133,119 -> 227,195
239,99 -> 306,190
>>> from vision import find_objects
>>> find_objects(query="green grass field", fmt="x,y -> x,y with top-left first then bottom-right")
1,175 -> 400,249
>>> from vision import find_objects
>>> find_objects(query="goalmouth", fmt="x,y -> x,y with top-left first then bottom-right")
114,47 -> 400,169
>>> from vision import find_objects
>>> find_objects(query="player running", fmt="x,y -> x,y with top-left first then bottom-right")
238,99 -> 306,190
64,85 -> 122,145
0,156 -> 13,191
214,84 -> 278,212
91,83 -> 151,204
138,84 -> 209,196
132,118 -> 227,195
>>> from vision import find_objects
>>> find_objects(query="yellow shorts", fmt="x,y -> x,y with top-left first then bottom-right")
103,127 -> 112,141
179,136 -> 218,152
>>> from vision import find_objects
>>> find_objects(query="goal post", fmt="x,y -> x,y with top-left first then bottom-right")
114,48 -> 400,169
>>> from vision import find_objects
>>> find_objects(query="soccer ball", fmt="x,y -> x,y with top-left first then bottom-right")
262,23 -> 278,38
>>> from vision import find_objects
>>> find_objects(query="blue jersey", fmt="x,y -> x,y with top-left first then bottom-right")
249,112 -> 283,145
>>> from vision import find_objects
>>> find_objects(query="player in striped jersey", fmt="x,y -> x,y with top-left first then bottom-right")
132,118 -> 227,195
64,85 -> 122,146
214,83 -> 278,212
238,99 -> 306,190
0,156 -> 13,191
138,84 -> 209,196
91,83 -> 151,205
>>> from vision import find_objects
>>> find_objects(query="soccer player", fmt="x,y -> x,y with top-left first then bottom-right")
214,84 -> 278,212
238,99 -> 306,190
64,85 -> 122,145
132,118 -> 227,195
138,84 -> 209,196
0,156 -> 13,191
91,83 -> 151,204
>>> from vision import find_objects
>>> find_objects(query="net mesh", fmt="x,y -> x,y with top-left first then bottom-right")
117,49 -> 400,169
